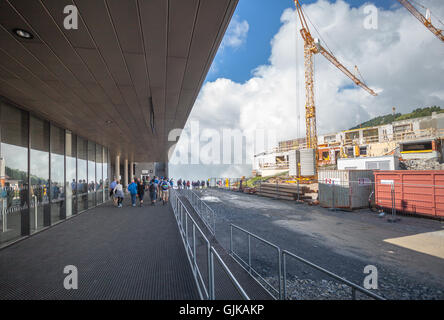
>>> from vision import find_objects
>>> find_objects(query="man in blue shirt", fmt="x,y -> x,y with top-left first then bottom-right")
127,179 -> 138,207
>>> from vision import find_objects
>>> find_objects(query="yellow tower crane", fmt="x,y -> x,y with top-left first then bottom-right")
397,0 -> 444,43
293,0 -> 377,160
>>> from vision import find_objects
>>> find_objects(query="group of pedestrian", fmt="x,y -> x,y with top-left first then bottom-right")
109,176 -> 174,207
177,179 -> 208,190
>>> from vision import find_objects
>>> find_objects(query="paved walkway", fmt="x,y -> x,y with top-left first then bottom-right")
0,199 -> 199,300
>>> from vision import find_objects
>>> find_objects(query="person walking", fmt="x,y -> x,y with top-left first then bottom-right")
137,178 -> 145,207
160,178 -> 170,205
110,178 -> 117,206
128,179 -> 138,207
149,179 -> 157,205
113,180 -> 124,208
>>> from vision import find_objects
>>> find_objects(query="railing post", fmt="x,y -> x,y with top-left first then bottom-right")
193,224 -> 196,275
352,287 -> 356,300
278,248 -> 283,300
248,234 -> 251,274
230,225 -> 233,254
209,249 -> 215,300
282,252 -> 287,300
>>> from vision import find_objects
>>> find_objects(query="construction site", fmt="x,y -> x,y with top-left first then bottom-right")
213,0 -> 444,221
182,0 -> 444,300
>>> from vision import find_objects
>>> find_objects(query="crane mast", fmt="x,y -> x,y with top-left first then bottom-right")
397,0 -> 444,43
293,0 -> 377,157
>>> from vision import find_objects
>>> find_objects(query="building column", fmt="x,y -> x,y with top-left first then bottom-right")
124,158 -> 128,189
115,155 -> 120,182
130,161 -> 134,182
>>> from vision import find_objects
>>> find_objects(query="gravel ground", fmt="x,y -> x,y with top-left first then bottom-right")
191,187 -> 444,300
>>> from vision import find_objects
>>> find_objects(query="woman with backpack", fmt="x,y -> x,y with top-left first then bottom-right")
149,179 -> 157,205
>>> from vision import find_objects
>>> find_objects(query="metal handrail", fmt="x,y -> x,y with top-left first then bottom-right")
230,224 -> 282,299
209,246 -> 250,300
180,188 -> 216,235
229,223 -> 385,300
170,189 -> 248,300
282,250 -> 385,300
171,189 -> 210,299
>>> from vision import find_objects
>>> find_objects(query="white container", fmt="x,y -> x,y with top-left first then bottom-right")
337,155 -> 399,171
289,150 -> 300,176
300,149 -> 316,177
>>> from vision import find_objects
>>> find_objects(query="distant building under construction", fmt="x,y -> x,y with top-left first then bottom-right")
253,112 -> 444,177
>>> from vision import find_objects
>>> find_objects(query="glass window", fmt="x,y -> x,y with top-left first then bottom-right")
50,125 -> 65,223
77,137 -> 87,213
30,116 -> 50,232
104,148 -> 109,201
66,132 -> 76,217
0,102 -> 29,245
87,140 -> 96,208
96,144 -> 103,204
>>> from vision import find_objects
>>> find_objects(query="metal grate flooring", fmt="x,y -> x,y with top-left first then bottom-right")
0,199 -> 200,300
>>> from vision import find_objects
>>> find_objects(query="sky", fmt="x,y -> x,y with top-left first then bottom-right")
169,0 -> 444,181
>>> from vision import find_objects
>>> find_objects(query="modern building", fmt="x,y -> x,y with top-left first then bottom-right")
0,0 -> 238,247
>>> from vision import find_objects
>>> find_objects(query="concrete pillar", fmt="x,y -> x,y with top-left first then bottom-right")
115,155 -> 120,182
124,158 -> 128,189
130,161 -> 134,182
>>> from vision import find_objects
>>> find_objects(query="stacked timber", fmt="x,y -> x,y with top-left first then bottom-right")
256,183 -> 309,201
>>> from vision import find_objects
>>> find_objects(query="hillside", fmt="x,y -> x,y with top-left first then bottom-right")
350,106 -> 443,130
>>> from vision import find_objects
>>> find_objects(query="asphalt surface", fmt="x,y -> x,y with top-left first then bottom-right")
194,187 -> 444,300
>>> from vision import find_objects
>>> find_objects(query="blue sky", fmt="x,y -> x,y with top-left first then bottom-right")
206,0 -> 400,84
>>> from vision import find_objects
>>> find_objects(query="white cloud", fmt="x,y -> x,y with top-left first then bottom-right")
170,0 -> 444,180
221,15 -> 250,49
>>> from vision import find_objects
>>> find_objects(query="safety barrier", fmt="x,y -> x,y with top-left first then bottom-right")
170,189 -> 249,300
229,223 -> 385,300
230,224 -> 282,299
179,188 -> 216,235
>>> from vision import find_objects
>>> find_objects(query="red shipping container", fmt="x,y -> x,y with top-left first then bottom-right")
374,170 -> 444,218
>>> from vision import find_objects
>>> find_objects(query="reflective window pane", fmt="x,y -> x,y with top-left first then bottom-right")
96,144 -> 103,204
50,125 -> 65,223
30,116 -> 49,232
77,137 -> 87,213
87,140 -> 95,208
0,102 -> 29,245
66,132 -> 76,216
104,148 -> 109,201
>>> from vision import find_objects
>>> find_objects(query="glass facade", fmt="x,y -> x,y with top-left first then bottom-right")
0,99 -> 111,247
77,137 -> 88,213
50,124 -> 65,223
87,141 -> 96,209
30,116 -> 49,232
0,104 -> 29,243
96,144 -> 103,205
65,132 -> 77,217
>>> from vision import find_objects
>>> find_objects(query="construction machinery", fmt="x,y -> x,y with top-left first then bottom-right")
293,0 -> 377,170
397,0 -> 444,43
